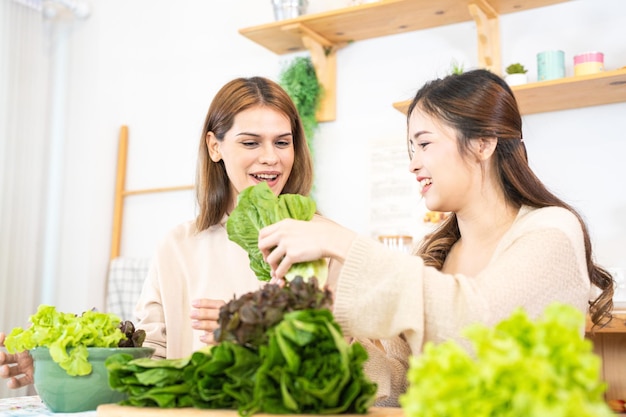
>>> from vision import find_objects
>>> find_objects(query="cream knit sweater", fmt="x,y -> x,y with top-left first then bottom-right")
134,206 -> 592,406
333,206 -> 592,406
134,218 -> 264,360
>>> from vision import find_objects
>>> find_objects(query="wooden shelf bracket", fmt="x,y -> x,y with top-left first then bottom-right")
468,0 -> 501,74
281,23 -> 347,122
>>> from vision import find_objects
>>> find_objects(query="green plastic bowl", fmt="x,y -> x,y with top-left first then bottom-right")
30,346 -> 154,412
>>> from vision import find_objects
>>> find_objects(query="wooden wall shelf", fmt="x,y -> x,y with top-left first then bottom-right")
239,0 -> 568,55
393,68 -> 626,116
239,0 -> 570,122
587,311 -> 626,335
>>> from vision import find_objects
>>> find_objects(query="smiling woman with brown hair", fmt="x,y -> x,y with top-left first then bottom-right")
0,76 -> 316,389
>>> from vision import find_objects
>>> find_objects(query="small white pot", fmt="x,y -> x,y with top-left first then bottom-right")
505,73 -> 528,86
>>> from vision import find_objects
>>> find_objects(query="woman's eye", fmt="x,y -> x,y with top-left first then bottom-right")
242,141 -> 258,147
418,142 -> 430,149
276,139 -> 292,147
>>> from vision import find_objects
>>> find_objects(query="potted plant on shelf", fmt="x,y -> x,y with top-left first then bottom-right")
505,63 -> 528,86
278,55 -> 322,155
449,59 -> 465,75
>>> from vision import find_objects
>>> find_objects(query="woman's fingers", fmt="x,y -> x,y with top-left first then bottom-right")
190,299 -> 225,341
269,275 -> 286,287
0,350 -> 15,368
190,300 -> 225,346
5,371 -> 33,388
0,349 -> 34,389
191,299 -> 224,315
259,219 -> 313,279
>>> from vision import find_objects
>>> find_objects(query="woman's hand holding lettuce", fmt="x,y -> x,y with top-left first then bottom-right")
226,182 -> 327,284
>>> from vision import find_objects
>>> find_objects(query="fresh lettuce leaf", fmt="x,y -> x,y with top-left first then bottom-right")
400,302 -> 613,417
106,280 -> 377,415
5,305 -> 125,376
245,309 -> 377,414
226,182 -> 327,285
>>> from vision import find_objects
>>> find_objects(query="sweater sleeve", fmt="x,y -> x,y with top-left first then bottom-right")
333,209 -> 590,356
357,336 -> 411,407
133,259 -> 167,359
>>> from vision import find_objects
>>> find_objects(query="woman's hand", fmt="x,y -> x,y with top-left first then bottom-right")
258,216 -> 356,281
190,299 -> 225,345
0,332 -> 34,389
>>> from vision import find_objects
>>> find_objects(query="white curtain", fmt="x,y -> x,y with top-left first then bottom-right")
0,0 -> 87,399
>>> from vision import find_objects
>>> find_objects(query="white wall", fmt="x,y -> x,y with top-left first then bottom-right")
25,0 -> 626,313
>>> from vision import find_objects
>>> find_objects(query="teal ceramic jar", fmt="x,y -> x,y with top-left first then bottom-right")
537,50 -> 565,81
30,346 -> 154,413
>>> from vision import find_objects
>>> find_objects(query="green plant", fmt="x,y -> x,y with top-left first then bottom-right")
400,303 -> 613,417
106,277 -> 377,414
278,56 -> 322,150
449,59 -> 465,75
5,305 -> 145,376
505,62 -> 528,74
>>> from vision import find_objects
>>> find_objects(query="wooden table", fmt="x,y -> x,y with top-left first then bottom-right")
0,395 -> 95,416
586,311 -> 626,402
97,405 -> 403,417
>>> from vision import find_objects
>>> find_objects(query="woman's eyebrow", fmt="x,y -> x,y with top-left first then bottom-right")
235,132 -> 293,138
412,130 -> 431,139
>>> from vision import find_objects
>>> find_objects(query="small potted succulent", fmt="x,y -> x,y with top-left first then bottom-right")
504,62 -> 528,86
449,59 -> 465,75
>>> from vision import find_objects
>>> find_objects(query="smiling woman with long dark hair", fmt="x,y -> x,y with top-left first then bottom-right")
258,69 -> 614,406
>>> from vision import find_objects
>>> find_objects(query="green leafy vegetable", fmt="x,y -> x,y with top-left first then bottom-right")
190,342 -> 261,410
107,278 -> 377,415
214,276 -> 333,348
5,305 -> 127,376
226,181 -> 327,284
247,309 -> 377,415
117,320 -> 146,347
400,303 -> 613,417
107,346 -> 214,408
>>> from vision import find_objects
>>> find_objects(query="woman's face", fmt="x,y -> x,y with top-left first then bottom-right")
407,109 -> 478,213
207,106 -> 294,209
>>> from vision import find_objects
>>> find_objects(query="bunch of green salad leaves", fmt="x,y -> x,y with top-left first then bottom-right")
106,277 -> 377,415
400,303 -> 613,417
106,183 -> 376,414
226,181 -> 327,285
4,305 -> 143,376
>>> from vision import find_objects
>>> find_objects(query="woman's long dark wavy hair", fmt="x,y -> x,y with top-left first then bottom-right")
408,69 -> 613,329
195,76 -> 314,230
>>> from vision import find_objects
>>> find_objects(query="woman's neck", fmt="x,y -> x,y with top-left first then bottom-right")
455,196 -> 519,248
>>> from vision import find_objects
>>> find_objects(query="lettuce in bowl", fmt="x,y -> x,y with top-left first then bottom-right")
5,304 -> 144,376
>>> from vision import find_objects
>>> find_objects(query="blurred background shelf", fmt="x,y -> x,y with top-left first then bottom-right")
239,0 -> 569,55
239,0 -> 571,121
393,68 -> 626,116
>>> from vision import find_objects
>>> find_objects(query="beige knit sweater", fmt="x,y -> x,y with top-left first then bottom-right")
333,206 -> 592,406
134,218 -> 264,359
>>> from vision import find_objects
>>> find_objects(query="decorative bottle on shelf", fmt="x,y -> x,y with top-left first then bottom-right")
272,0 -> 308,20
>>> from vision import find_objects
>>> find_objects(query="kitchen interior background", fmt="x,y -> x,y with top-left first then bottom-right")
1,0 -> 625,398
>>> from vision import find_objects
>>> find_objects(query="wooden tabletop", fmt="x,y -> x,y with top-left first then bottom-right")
97,405 -> 404,417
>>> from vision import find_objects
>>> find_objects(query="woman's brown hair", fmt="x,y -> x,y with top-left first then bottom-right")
408,69 -> 613,329
195,76 -> 314,230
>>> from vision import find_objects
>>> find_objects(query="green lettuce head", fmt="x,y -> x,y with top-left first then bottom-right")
226,182 -> 327,285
